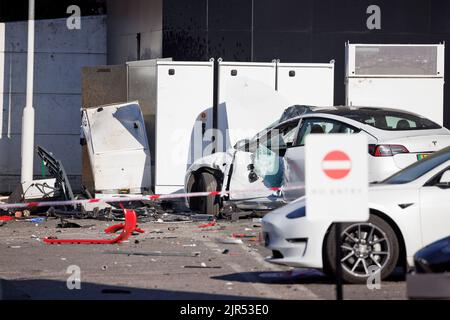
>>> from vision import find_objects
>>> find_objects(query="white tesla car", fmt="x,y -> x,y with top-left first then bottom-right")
185,106 -> 450,215
262,146 -> 450,283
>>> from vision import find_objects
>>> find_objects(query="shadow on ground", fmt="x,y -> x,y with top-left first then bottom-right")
212,268 -> 406,285
0,279 -> 267,300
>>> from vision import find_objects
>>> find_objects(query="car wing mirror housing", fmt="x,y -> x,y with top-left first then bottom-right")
436,170 -> 450,189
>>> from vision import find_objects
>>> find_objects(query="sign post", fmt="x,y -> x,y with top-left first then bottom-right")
305,133 -> 369,300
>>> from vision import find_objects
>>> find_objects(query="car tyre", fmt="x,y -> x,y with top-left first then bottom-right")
186,173 -> 201,213
323,214 -> 400,284
187,172 -> 221,216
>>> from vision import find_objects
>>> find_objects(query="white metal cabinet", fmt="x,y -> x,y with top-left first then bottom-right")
155,61 -> 214,194
81,101 -> 152,194
217,61 -> 280,151
217,61 -> 335,152
277,62 -> 334,107
346,43 -> 445,125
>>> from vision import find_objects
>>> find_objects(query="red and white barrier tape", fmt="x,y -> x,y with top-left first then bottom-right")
0,185 -> 305,210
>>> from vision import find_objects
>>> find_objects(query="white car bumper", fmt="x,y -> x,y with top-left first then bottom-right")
262,201 -> 332,269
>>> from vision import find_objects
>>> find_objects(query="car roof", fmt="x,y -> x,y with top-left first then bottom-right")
276,105 -> 428,126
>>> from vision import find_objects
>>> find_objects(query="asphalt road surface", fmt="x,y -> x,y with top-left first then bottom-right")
0,216 -> 406,300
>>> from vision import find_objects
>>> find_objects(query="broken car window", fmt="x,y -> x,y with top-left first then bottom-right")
295,118 -> 359,146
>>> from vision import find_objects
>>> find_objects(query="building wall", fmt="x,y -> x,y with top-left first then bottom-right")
107,0 -> 162,64
0,16 -> 107,193
161,0 -> 450,128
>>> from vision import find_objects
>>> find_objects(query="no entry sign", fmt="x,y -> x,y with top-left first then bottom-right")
322,150 -> 352,180
305,134 -> 369,222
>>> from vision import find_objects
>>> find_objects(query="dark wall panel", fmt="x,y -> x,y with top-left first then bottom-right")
161,0 -> 450,126
163,0 -> 207,30
314,0 -> 431,34
163,29 -> 208,61
208,0 -> 252,30
253,0 -> 313,32
430,0 -> 450,33
253,31 -> 312,62
208,30 -> 251,61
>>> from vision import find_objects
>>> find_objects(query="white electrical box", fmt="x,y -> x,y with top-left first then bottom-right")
346,43 -> 445,125
81,101 -> 152,194
217,61 -> 278,150
217,61 -> 335,150
155,61 -> 214,194
277,62 -> 334,107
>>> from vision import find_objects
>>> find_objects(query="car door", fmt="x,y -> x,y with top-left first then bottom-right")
282,117 -> 362,201
228,119 -> 300,201
419,167 -> 450,246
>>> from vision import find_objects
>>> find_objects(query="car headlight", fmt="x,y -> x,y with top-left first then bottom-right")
286,206 -> 306,219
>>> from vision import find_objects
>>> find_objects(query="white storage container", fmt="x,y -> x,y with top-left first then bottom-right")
81,101 -> 151,194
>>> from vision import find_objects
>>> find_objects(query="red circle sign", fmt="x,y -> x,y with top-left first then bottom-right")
321,150 -> 352,180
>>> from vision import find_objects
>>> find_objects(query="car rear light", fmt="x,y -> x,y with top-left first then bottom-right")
368,144 -> 409,157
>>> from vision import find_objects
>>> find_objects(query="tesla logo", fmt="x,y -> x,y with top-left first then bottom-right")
432,141 -> 437,146
322,151 -> 352,180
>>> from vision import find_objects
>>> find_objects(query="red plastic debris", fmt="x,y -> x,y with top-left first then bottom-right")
232,233 -> 256,238
198,220 -> 217,228
44,209 -> 143,245
0,216 -> 14,221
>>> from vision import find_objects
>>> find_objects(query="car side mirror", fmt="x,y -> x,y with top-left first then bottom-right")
436,170 -> 450,189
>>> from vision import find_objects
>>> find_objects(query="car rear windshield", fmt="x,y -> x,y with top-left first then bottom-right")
382,147 -> 450,184
343,110 -> 441,131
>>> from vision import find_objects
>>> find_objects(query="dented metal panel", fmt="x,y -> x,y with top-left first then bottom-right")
81,101 -> 151,194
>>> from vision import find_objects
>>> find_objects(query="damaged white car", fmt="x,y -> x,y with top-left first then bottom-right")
185,105 -> 450,215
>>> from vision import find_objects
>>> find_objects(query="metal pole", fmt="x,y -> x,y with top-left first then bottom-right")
335,223 -> 343,300
20,0 -> 35,184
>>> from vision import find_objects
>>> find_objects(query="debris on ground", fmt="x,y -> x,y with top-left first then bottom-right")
44,209 -> 143,245
183,264 -> 222,269
191,214 -> 215,222
108,250 -> 200,257
0,216 -> 14,221
149,235 -> 178,240
28,217 -> 45,223
217,237 -> 243,245
232,233 -> 257,239
56,221 -> 82,228
198,220 -> 217,228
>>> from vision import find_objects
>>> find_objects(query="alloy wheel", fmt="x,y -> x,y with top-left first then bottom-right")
340,223 -> 391,278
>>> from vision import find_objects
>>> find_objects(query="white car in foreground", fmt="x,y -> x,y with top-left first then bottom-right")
262,146 -> 450,283
186,105 -> 450,215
